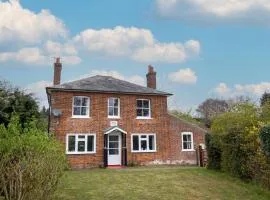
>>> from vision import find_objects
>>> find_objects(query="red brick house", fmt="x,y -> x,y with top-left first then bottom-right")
46,59 -> 206,168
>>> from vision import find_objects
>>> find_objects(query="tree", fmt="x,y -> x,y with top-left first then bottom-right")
260,92 -> 270,107
196,98 -> 229,128
0,80 -> 41,128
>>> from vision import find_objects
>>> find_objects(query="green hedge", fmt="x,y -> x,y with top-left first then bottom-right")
0,116 -> 67,200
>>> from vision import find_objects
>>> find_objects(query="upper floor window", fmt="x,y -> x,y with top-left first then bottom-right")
182,132 -> 194,151
72,96 -> 90,118
108,97 -> 120,118
136,99 -> 151,119
66,134 -> 96,154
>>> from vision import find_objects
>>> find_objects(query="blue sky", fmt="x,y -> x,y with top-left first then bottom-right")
1,0 -> 270,111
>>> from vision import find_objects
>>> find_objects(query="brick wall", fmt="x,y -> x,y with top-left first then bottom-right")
49,91 -> 206,168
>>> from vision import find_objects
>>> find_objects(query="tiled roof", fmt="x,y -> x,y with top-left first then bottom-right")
47,75 -> 172,96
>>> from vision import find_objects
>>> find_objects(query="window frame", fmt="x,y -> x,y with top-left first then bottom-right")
131,133 -> 156,153
108,97 -> 120,119
181,132 -> 194,151
72,96 -> 90,118
66,133 -> 96,154
136,99 -> 151,119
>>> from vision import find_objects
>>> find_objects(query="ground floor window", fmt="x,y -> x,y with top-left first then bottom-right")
66,134 -> 96,154
131,134 -> 156,152
181,132 -> 194,151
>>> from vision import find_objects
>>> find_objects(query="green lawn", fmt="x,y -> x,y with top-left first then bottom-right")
54,166 -> 270,200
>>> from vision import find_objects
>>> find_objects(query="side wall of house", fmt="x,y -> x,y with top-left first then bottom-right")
49,91 -> 171,168
168,115 -> 206,165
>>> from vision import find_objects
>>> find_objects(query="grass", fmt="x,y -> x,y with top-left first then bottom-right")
54,166 -> 270,200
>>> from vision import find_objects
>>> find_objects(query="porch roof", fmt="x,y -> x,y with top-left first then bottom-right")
104,126 -> 127,135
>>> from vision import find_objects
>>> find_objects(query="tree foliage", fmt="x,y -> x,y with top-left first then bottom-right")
259,125 -> 270,157
0,80 -> 47,131
209,102 -> 270,188
196,98 -> 229,128
0,115 -> 66,200
260,92 -> 270,107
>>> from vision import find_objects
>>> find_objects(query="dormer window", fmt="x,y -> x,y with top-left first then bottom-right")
108,97 -> 120,118
72,96 -> 90,118
136,99 -> 151,119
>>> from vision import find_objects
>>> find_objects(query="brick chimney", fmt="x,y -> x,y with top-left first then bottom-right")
53,57 -> 62,85
146,65 -> 156,89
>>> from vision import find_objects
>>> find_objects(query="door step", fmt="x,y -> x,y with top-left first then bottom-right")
107,165 -> 125,169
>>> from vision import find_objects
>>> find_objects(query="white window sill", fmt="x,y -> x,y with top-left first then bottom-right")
182,149 -> 195,152
108,116 -> 121,119
136,117 -> 152,120
131,150 -> 157,153
71,116 -> 90,119
66,152 -> 96,155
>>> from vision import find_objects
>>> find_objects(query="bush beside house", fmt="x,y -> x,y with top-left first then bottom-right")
0,116 -> 66,200
206,102 -> 270,189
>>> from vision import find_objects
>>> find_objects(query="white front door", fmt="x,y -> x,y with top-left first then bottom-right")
108,134 -> 121,165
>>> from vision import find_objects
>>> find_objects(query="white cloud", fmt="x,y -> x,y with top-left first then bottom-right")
75,70 -> 145,86
0,47 -> 81,65
156,0 -> 270,24
215,83 -> 231,96
0,0 -> 67,45
25,80 -> 52,108
214,82 -> 270,97
74,26 -> 200,63
168,68 -> 197,84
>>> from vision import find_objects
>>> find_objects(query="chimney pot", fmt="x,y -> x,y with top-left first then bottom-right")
146,65 -> 156,89
53,57 -> 62,85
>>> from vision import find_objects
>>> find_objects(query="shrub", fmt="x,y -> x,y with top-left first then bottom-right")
259,125 -> 270,157
0,115 -> 67,200
205,133 -> 221,170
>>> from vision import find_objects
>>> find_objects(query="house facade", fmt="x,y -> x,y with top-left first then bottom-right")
46,59 -> 206,168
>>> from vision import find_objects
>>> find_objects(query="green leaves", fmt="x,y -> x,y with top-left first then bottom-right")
0,115 -> 67,200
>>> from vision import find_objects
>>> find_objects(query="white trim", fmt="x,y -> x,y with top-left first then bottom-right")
105,126 -> 127,135
181,132 -> 194,151
66,133 -> 96,154
108,97 -> 120,118
131,133 -> 157,153
136,99 -> 151,119
72,96 -> 90,118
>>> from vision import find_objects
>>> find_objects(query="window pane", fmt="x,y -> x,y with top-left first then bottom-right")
149,135 -> 155,150
133,136 -> 139,151
78,135 -> 85,139
73,107 -> 80,115
68,136 -> 75,152
108,98 -> 114,107
114,108 -> 118,116
143,100 -> 149,108
81,107 -> 87,115
137,109 -> 142,117
141,135 -> 147,139
141,140 -> 147,150
137,100 -> 142,107
109,149 -> 119,155
78,141 -> 85,152
82,97 -> 88,106
74,97 -> 81,106
87,136 -> 94,152
114,99 -> 118,107
109,135 -> 118,141
187,142 -> 191,149
186,135 -> 191,142
183,135 -> 187,142
143,109 -> 149,117
108,107 -> 114,116
183,142 -> 187,149
109,142 -> 119,148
